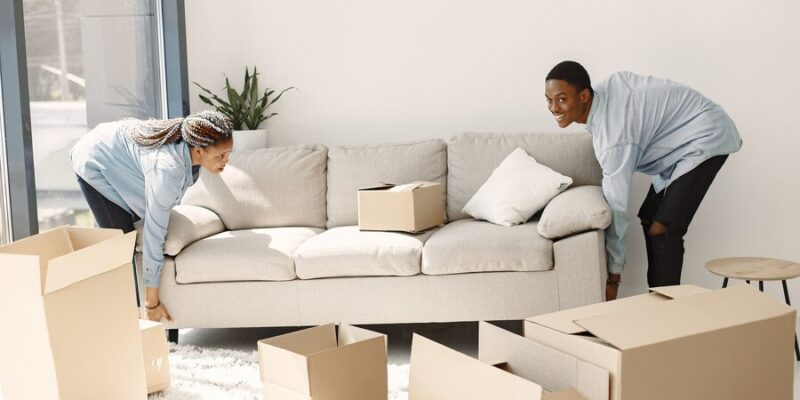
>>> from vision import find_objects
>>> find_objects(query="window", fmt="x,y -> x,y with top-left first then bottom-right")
23,0 -> 166,231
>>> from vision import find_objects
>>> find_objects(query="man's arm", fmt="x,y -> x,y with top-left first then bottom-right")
598,144 -> 639,274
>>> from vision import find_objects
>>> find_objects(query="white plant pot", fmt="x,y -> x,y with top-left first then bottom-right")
232,129 -> 268,151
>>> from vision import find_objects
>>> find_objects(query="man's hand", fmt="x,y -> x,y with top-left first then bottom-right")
142,286 -> 173,322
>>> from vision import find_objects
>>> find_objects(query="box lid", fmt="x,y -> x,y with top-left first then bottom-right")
576,285 -> 795,350
527,285 -> 709,334
0,226 -> 136,294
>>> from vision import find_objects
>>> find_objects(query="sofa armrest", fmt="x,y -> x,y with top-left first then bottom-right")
537,185 -> 611,239
553,230 -> 606,309
135,205 -> 225,256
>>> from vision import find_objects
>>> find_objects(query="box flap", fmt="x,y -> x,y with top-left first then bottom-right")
576,285 -> 794,350
409,334 -> 543,400
478,322 -> 608,400
359,183 -> 396,191
338,324 -> 386,347
258,324 -> 337,394
43,231 -> 136,294
648,284 -> 710,299
307,334 -> 387,398
527,284 -> 708,334
543,389 -> 586,400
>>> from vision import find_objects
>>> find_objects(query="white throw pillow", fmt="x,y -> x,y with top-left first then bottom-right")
462,148 -> 573,226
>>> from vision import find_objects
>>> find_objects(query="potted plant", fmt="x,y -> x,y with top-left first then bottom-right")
194,66 -> 293,150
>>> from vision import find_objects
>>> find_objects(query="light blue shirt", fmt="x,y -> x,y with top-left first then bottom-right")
70,121 -> 195,287
585,71 -> 742,274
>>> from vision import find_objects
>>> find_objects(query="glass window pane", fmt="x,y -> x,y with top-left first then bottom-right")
23,0 -> 164,232
0,74 -> 10,245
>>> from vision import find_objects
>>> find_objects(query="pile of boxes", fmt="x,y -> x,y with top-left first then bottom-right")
0,184 -> 796,399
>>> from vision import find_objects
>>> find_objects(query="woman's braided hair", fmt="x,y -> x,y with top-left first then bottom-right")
123,110 -> 233,149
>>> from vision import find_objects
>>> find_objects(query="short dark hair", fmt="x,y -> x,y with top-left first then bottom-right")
546,61 -> 593,95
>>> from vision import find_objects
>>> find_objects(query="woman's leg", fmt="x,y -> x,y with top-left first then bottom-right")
76,175 -> 141,305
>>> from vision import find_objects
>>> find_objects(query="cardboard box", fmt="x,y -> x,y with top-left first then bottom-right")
409,329 -> 598,400
140,319 -> 171,393
358,181 -> 444,233
524,284 -> 797,400
0,226 -> 146,400
258,323 -> 388,400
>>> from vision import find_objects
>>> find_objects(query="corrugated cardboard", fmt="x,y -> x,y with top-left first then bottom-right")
409,332 -> 592,400
358,181 -> 444,232
479,322 -> 607,400
140,319 -> 171,393
258,324 -> 388,400
0,226 -> 146,400
524,284 -> 796,400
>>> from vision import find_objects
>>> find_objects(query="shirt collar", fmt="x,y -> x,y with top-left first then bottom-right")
585,90 -> 605,133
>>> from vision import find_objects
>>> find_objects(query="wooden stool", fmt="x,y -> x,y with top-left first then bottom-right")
706,257 -> 800,361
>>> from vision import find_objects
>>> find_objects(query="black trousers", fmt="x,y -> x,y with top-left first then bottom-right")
637,155 -> 728,287
76,175 -> 142,305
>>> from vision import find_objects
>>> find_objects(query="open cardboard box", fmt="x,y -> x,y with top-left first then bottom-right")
258,323 -> 388,400
524,284 -> 796,400
140,319 -> 171,394
358,181 -> 444,233
0,226 -> 146,400
409,325 -> 606,400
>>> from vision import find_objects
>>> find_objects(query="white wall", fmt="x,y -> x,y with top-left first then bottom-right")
186,1 -> 800,306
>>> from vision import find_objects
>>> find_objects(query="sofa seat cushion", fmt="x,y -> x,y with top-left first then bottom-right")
294,226 -> 435,279
422,219 -> 553,275
175,227 -> 323,283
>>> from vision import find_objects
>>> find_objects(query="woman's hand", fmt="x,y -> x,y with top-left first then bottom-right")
143,286 -> 173,322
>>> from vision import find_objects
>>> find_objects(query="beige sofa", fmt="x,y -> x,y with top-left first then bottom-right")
137,132 -> 609,333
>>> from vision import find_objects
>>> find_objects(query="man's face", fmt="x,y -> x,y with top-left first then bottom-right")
544,79 -> 591,128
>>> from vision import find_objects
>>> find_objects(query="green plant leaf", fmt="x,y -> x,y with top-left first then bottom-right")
267,87 -> 295,107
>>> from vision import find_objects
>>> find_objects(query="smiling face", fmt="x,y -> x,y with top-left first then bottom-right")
545,79 -> 593,128
191,138 -> 233,175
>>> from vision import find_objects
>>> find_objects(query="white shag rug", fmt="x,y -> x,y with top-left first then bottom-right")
149,343 -> 409,400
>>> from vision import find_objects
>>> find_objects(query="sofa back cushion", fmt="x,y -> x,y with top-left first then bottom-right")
326,139 -> 447,228
181,145 -> 328,230
447,132 -> 602,221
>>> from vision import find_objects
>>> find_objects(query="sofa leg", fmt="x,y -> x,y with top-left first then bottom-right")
167,329 -> 179,344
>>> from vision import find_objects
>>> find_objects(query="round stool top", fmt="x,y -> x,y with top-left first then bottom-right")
705,257 -> 800,281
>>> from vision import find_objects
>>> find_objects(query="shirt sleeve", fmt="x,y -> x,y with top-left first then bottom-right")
141,166 -> 184,288
598,143 -> 639,274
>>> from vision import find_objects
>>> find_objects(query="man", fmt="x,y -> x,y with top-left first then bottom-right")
544,61 -> 742,300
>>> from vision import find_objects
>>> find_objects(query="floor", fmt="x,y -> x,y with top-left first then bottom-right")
178,321 -> 800,399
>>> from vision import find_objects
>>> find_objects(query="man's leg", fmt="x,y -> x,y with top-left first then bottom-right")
643,155 -> 729,287
635,185 -> 664,291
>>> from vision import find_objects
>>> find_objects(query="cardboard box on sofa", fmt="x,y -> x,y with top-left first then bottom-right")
0,226 -> 146,400
258,323 -> 387,400
140,319 -> 171,394
524,284 -> 796,400
358,181 -> 443,233
409,327 -> 604,400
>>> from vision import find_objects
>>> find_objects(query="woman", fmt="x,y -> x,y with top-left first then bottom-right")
70,110 -> 233,321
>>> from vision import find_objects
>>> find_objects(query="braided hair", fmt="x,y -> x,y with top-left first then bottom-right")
124,110 -> 233,149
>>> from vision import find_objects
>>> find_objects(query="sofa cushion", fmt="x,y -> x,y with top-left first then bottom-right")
422,219 -> 553,275
134,205 -> 225,256
462,148 -> 572,226
181,145 -> 328,230
538,185 -> 611,239
294,226 -> 435,279
447,132 -> 602,222
326,139 -> 447,228
174,227 -> 323,283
